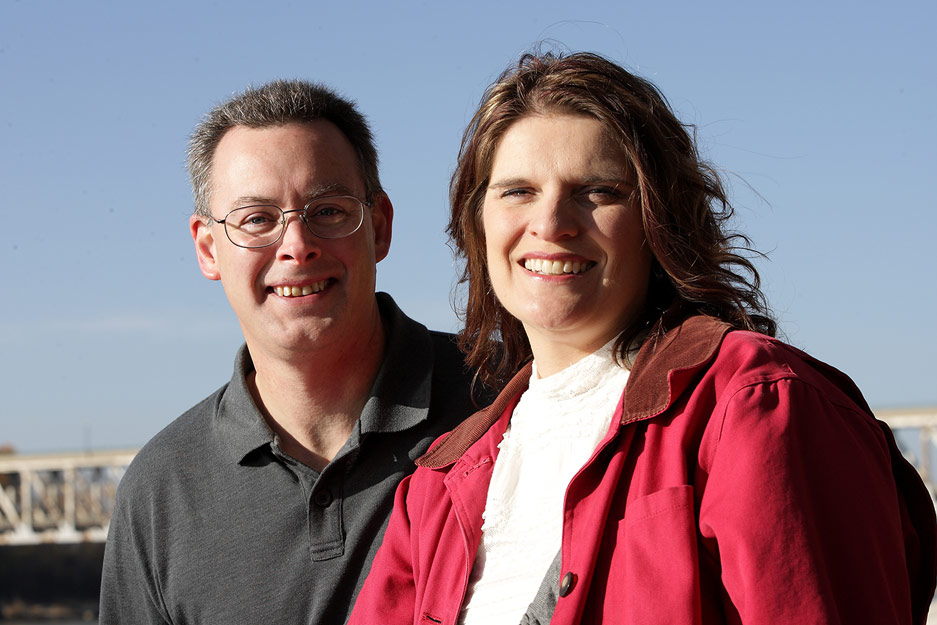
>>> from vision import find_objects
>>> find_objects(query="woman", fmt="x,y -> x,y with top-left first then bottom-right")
350,52 -> 936,624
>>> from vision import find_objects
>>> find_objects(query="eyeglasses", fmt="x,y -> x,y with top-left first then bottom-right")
212,195 -> 370,249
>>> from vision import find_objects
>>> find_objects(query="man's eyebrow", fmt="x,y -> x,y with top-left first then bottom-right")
232,195 -> 276,207
304,182 -> 357,199
231,184 -> 360,208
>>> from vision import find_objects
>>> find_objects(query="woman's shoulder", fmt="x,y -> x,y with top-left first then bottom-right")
716,328 -> 844,378
710,328 -> 871,416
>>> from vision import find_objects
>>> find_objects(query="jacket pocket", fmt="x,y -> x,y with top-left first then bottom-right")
594,485 -> 703,624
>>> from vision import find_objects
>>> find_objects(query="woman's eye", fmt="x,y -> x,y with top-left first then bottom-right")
581,186 -> 623,205
501,188 -> 530,198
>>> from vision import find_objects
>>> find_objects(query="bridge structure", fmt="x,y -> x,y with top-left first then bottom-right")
880,407 -> 937,498
1,408 -> 936,546
0,449 -> 136,546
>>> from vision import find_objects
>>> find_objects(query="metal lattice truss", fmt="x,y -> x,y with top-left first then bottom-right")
0,409 -> 934,548
0,450 -> 136,545
879,408 -> 937,503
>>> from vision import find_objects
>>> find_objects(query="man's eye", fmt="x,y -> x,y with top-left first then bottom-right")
231,208 -> 280,230
309,205 -> 349,219
311,206 -> 342,217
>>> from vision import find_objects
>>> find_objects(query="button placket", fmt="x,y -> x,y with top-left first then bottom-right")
307,471 -> 345,560
313,488 -> 333,507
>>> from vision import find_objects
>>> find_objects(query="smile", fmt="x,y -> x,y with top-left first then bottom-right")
272,280 -> 330,297
523,258 -> 594,276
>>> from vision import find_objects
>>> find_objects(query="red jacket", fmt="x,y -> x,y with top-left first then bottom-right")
350,317 -> 936,624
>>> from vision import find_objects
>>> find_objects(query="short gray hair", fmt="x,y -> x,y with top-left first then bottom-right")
187,79 -> 382,217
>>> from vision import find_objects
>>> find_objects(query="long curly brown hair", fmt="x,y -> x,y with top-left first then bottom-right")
449,51 -> 776,387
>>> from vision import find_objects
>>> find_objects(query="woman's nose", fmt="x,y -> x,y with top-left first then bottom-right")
527,195 -> 579,241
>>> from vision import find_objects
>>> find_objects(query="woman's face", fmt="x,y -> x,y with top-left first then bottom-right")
482,113 -> 652,373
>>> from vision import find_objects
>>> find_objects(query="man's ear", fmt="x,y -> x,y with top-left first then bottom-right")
190,215 -> 222,281
370,193 -> 393,263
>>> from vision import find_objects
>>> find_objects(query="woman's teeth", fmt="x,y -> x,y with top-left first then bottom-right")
273,280 -> 328,297
523,258 -> 590,275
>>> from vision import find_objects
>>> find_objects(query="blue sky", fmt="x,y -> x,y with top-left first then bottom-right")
2,0 -> 935,453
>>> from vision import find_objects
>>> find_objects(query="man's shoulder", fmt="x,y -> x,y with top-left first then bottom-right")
424,330 -> 498,430
118,384 -> 228,496
378,294 -> 490,407
426,330 -> 467,373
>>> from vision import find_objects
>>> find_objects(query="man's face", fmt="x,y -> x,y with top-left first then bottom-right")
190,121 -> 392,360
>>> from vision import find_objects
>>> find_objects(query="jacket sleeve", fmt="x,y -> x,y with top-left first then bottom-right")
697,376 -> 921,624
98,494 -> 171,625
348,473 -> 419,625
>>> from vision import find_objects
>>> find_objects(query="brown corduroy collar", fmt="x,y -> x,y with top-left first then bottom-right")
417,315 -> 731,469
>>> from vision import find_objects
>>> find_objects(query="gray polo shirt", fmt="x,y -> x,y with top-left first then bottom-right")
100,294 -> 484,624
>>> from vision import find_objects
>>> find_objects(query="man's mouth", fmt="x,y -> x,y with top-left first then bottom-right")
523,258 -> 595,276
272,279 -> 330,297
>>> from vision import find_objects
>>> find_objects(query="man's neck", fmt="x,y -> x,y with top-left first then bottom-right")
246,317 -> 387,472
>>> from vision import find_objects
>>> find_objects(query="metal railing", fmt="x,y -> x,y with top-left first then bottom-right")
878,407 -> 937,502
0,450 -> 136,545
0,407 -> 934,546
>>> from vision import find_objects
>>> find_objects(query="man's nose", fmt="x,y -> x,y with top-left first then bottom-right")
276,211 -> 321,262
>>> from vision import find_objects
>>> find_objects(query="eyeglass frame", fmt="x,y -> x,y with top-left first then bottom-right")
210,195 -> 372,249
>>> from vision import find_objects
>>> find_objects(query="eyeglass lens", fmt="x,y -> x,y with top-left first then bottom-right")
223,196 -> 364,248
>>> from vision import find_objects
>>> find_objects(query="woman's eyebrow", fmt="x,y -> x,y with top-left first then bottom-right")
487,177 -> 529,190
488,175 -> 631,190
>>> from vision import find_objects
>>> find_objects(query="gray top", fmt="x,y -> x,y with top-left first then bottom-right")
99,294 -> 484,625
519,550 -> 561,625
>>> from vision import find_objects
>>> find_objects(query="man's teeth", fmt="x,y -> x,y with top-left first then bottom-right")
273,281 -> 328,297
523,258 -> 589,275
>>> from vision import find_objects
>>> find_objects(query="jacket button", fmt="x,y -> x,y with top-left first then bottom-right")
558,571 -> 575,597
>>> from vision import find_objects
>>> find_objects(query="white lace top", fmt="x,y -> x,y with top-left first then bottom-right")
459,339 -> 630,624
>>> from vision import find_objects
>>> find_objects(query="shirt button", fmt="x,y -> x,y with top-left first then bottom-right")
559,571 -> 576,597
313,489 -> 333,507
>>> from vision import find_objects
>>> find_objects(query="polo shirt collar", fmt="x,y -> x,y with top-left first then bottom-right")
217,345 -> 278,465
216,292 -> 433,464
356,292 -> 433,436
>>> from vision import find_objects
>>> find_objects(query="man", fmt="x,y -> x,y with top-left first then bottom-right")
99,80 -> 485,624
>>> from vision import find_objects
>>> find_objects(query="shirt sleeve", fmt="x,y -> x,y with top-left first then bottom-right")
697,376 -> 917,624
99,492 -> 171,625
